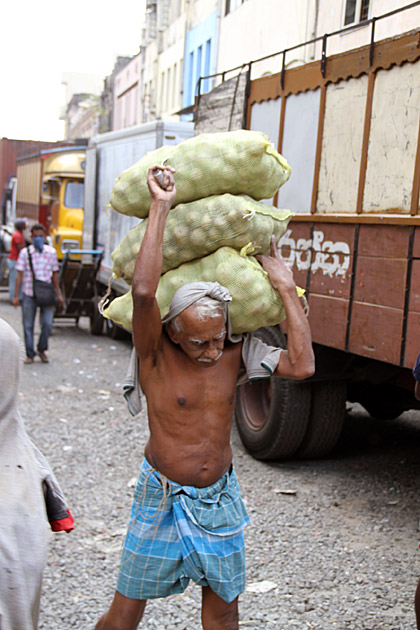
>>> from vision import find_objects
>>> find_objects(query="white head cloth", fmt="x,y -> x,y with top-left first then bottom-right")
0,319 -> 50,629
161,281 -> 241,343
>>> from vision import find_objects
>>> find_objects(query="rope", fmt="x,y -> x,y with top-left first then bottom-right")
98,274 -> 113,316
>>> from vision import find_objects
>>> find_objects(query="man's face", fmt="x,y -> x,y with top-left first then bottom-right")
31,228 -> 45,239
168,306 -> 226,367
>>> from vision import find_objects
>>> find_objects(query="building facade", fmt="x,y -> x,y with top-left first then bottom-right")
61,72 -> 106,139
64,94 -> 100,139
181,1 -> 218,114
113,54 -> 142,131
315,0 -> 420,58
99,57 -> 132,133
106,0 -> 418,131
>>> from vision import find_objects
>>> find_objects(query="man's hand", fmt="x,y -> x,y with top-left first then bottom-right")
12,296 -> 20,307
256,235 -> 295,295
56,292 -> 64,312
147,165 -> 176,207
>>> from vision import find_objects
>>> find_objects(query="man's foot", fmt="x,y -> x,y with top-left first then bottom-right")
24,357 -> 34,364
38,351 -> 49,363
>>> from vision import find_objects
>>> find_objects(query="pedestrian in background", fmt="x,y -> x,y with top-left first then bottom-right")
7,218 -> 26,302
0,317 -> 74,630
413,351 -> 420,629
12,224 -> 63,364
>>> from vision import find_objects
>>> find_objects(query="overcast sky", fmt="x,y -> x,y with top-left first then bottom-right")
0,0 -> 146,141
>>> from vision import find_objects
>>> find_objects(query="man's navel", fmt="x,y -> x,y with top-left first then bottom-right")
177,397 -> 186,406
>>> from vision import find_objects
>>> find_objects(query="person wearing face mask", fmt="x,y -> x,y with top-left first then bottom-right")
12,224 -> 63,364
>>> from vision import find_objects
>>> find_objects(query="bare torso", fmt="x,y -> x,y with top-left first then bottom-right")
141,333 -> 243,487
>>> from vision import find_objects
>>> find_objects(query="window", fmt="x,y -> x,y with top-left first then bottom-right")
64,181 -> 84,209
225,0 -> 245,16
195,46 -> 202,97
160,71 -> 165,112
166,68 -> 171,112
172,62 -> 177,109
204,39 -> 211,92
344,0 -> 370,26
187,51 -> 194,105
360,0 -> 370,21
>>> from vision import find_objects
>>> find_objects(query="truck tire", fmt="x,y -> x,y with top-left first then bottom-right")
105,317 -> 130,341
90,296 -> 104,335
296,381 -> 346,459
234,326 -> 311,460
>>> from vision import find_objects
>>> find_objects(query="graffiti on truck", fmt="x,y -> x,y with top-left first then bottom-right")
278,229 -> 351,278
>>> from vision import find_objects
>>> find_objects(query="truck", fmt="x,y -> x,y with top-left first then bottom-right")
15,142 -> 87,259
81,121 -> 195,337
1,138 -> 59,283
195,15 -> 420,459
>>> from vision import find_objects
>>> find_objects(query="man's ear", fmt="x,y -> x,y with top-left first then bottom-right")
166,322 -> 179,344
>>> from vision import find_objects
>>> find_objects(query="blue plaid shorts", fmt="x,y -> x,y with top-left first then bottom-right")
116,458 -> 250,603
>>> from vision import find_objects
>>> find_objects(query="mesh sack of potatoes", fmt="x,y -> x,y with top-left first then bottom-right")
104,246 -> 304,335
110,130 -> 291,218
111,194 -> 292,283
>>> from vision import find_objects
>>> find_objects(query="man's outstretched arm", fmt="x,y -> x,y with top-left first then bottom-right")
256,236 -> 315,380
132,165 -> 176,361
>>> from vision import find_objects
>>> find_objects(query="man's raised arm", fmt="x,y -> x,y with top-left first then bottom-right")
132,165 -> 176,360
256,236 -> 315,380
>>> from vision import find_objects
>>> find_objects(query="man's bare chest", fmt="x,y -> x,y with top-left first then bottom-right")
142,343 -> 242,413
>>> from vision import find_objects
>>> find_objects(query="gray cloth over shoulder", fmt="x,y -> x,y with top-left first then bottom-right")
0,318 -> 72,630
123,282 -> 281,416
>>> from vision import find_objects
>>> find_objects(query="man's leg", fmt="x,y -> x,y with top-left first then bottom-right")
21,294 -> 37,359
201,587 -> 239,630
38,304 -> 54,354
95,592 -> 147,630
7,259 -> 16,302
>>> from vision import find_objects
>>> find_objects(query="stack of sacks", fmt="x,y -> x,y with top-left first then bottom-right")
103,129 -> 301,335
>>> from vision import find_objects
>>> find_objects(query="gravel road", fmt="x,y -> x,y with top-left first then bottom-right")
1,289 -> 420,630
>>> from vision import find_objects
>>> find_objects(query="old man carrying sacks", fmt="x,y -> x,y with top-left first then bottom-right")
96,161 -> 315,630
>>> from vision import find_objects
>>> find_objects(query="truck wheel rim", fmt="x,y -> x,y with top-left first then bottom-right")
240,380 -> 272,430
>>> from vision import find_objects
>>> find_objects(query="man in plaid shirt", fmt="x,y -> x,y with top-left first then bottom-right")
12,224 -> 63,364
